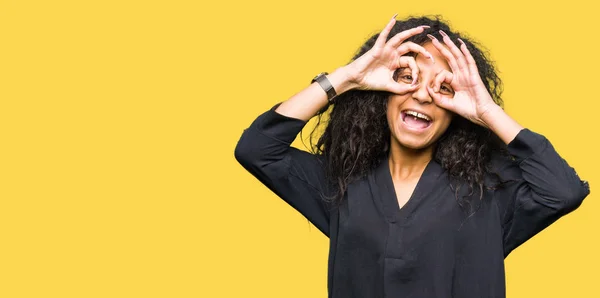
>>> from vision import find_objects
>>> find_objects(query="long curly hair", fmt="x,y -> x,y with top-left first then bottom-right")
308,16 -> 507,210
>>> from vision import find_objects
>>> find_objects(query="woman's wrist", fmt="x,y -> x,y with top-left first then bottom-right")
328,65 -> 359,95
479,104 -> 524,144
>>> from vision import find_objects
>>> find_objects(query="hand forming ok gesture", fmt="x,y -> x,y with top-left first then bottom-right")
425,32 -> 499,127
346,15 -> 434,94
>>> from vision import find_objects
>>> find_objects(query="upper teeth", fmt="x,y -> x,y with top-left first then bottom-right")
405,110 -> 431,122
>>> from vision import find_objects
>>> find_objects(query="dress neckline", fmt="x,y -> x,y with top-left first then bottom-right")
368,157 -> 444,223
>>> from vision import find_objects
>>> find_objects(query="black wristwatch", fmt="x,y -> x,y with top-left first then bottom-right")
311,72 -> 337,102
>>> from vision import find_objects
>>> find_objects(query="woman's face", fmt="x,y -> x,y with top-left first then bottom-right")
386,42 -> 454,151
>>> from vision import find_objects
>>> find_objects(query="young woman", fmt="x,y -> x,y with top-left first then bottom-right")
235,15 -> 589,298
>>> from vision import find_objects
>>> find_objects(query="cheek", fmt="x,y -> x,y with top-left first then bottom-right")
435,112 -> 454,131
386,103 -> 398,125
386,110 -> 396,132
386,96 -> 409,118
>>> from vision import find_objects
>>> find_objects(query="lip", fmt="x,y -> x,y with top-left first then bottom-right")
400,110 -> 433,132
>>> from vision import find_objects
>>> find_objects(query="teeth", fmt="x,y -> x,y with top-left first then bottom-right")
405,110 -> 431,122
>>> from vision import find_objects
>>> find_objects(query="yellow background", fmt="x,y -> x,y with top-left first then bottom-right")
1,0 -> 598,297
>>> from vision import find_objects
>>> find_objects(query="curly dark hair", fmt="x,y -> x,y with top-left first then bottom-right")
307,15 -> 508,211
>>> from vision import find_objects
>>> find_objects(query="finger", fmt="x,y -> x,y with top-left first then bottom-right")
387,25 -> 430,49
429,70 -> 454,110
396,42 -> 434,63
397,56 -> 419,85
427,85 -> 453,110
375,14 -> 398,49
432,69 -> 454,93
388,81 -> 420,95
457,38 -> 479,75
427,34 -> 460,73
439,30 -> 468,73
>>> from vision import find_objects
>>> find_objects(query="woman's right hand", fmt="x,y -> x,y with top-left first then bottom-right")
274,15 -> 433,121
345,15 -> 433,94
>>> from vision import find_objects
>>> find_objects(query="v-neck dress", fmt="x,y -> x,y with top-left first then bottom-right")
234,103 -> 590,298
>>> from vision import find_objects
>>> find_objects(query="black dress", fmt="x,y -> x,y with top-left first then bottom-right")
234,103 -> 590,298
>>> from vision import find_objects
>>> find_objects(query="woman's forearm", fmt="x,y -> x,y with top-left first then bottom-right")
480,104 -> 525,145
274,66 -> 358,121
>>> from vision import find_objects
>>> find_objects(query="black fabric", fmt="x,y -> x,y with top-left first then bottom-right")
234,103 -> 590,298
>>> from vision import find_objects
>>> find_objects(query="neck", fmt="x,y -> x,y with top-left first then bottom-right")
388,139 -> 433,181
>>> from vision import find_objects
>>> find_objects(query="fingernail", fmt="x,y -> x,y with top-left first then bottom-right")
392,13 -> 398,20
427,34 -> 437,41
420,25 -> 430,29
439,30 -> 448,38
457,38 -> 465,46
427,53 -> 435,62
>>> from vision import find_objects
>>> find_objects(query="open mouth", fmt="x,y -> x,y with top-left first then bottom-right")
401,110 -> 432,130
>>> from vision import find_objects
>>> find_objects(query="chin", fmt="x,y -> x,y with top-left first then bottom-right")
392,134 -> 435,151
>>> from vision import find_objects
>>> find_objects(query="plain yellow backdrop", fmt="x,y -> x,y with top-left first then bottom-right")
1,0 -> 598,297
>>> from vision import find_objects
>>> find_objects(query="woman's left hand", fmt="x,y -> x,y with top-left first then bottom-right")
426,31 -> 499,128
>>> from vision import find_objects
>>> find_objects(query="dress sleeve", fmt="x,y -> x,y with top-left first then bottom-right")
495,129 -> 590,257
234,103 -> 333,237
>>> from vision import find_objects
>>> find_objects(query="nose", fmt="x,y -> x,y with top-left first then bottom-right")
411,80 -> 433,104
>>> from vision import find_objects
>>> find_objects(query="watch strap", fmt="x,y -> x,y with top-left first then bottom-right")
311,72 -> 337,102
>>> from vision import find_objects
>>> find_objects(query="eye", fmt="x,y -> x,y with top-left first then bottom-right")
395,68 -> 414,84
440,84 -> 454,95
